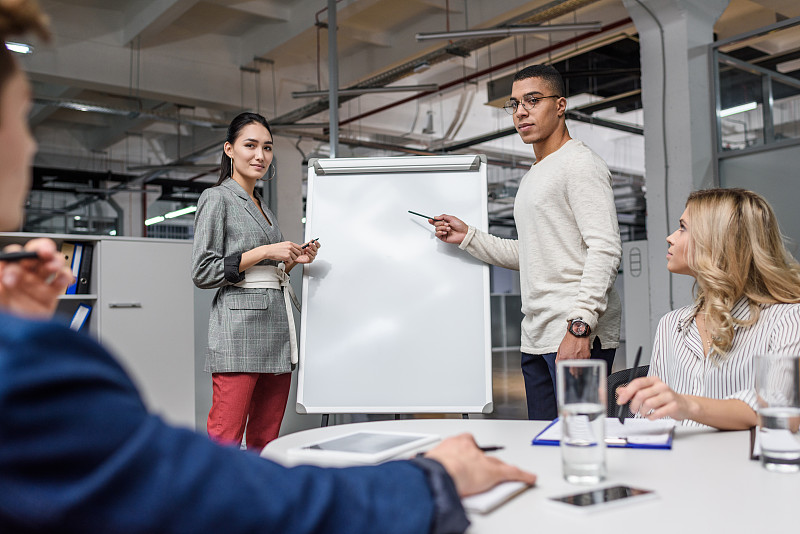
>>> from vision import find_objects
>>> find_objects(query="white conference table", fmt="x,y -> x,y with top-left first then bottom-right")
262,419 -> 797,533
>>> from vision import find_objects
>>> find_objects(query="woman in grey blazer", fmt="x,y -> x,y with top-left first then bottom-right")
192,112 -> 320,449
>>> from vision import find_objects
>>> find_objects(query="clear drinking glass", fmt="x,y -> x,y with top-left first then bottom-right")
754,354 -> 800,473
557,359 -> 607,484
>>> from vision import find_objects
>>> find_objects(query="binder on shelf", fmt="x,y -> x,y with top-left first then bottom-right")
69,303 -> 92,332
59,242 -> 75,295
64,242 -> 83,295
76,243 -> 93,294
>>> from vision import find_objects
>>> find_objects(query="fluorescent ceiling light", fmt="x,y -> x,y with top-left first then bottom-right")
6,41 -> 32,54
416,22 -> 603,41
164,205 -> 197,219
293,84 -> 438,98
719,102 -> 757,117
146,205 -> 197,226
776,58 -> 800,74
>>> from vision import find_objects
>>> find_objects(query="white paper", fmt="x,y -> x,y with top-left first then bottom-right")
535,417 -> 675,447
462,481 -> 531,514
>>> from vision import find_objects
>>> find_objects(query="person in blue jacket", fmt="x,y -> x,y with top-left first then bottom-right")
0,2 -> 536,533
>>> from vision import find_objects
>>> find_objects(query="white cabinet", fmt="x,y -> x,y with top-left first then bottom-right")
0,233 -> 196,429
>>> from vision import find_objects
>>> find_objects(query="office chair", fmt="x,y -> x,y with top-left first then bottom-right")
606,365 -> 650,417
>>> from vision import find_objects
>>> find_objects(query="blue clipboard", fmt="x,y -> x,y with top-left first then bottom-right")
532,417 -> 675,450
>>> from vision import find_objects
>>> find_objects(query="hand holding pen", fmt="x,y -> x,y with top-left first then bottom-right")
295,238 -> 321,265
0,238 -> 74,318
408,210 -> 469,245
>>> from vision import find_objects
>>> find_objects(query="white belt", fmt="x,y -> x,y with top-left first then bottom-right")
235,264 -> 301,365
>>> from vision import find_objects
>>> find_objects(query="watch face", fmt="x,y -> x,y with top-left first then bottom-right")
570,320 -> 589,337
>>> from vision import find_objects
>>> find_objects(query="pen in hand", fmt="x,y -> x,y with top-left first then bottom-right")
419,445 -> 505,457
618,346 -> 643,424
0,251 -> 39,262
301,238 -> 320,249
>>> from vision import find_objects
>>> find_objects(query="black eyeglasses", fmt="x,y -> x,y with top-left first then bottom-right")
503,94 -> 560,115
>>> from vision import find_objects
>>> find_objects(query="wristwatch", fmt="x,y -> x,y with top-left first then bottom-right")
567,319 -> 591,337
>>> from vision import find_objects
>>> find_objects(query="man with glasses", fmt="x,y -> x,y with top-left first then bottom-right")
431,64 -> 621,420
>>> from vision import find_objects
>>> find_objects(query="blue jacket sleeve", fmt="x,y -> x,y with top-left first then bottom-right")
0,314 -> 449,534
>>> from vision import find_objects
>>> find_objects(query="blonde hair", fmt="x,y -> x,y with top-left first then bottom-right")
686,188 -> 800,359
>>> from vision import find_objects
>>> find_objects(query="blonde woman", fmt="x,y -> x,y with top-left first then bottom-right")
618,188 -> 800,429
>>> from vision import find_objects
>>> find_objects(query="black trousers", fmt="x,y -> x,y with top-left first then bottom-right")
521,337 -> 616,421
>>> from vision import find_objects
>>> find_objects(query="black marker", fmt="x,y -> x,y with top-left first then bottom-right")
479,446 -> 505,452
408,210 -> 443,222
0,251 -> 39,262
302,238 -> 320,249
618,346 -> 643,424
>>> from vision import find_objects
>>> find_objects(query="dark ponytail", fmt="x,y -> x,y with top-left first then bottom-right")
215,111 -> 273,186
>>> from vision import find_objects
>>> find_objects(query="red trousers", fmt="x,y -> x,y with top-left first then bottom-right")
207,372 -> 291,451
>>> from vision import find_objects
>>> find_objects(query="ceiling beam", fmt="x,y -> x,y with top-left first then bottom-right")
29,85 -> 83,127
343,26 -> 391,47
123,0 -> 198,45
209,0 -> 290,21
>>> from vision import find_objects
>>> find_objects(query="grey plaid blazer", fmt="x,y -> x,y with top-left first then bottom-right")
192,178 -> 291,373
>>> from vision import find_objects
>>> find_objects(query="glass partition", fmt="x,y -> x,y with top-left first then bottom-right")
712,17 -> 800,155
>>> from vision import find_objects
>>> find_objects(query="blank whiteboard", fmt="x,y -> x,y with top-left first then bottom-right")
297,155 -> 492,414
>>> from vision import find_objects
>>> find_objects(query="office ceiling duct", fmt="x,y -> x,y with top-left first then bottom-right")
272,0 -> 605,126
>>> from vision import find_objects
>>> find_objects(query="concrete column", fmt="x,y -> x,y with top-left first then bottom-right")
111,190 -> 149,237
622,0 -> 729,335
272,135 -> 304,243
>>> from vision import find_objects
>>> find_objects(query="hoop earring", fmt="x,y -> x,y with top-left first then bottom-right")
256,165 -> 275,182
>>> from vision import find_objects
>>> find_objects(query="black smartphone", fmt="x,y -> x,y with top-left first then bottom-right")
549,485 -> 656,512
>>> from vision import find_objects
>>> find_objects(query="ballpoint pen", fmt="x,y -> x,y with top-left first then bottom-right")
408,210 -> 443,222
618,346 -> 643,424
0,251 -> 39,262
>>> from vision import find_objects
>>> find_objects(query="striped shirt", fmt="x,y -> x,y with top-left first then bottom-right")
649,298 -> 800,427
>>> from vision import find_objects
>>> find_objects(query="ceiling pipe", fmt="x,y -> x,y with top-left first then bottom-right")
293,84 -> 439,98
274,0 -> 606,127
327,0 -> 339,158
339,17 -> 632,127
415,22 -> 603,40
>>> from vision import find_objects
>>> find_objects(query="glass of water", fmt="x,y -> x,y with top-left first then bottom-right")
557,359 -> 607,484
754,354 -> 800,473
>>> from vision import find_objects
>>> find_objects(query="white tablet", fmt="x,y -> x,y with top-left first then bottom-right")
287,431 -> 440,464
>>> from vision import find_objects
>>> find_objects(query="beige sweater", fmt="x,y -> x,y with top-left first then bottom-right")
460,139 -> 621,354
